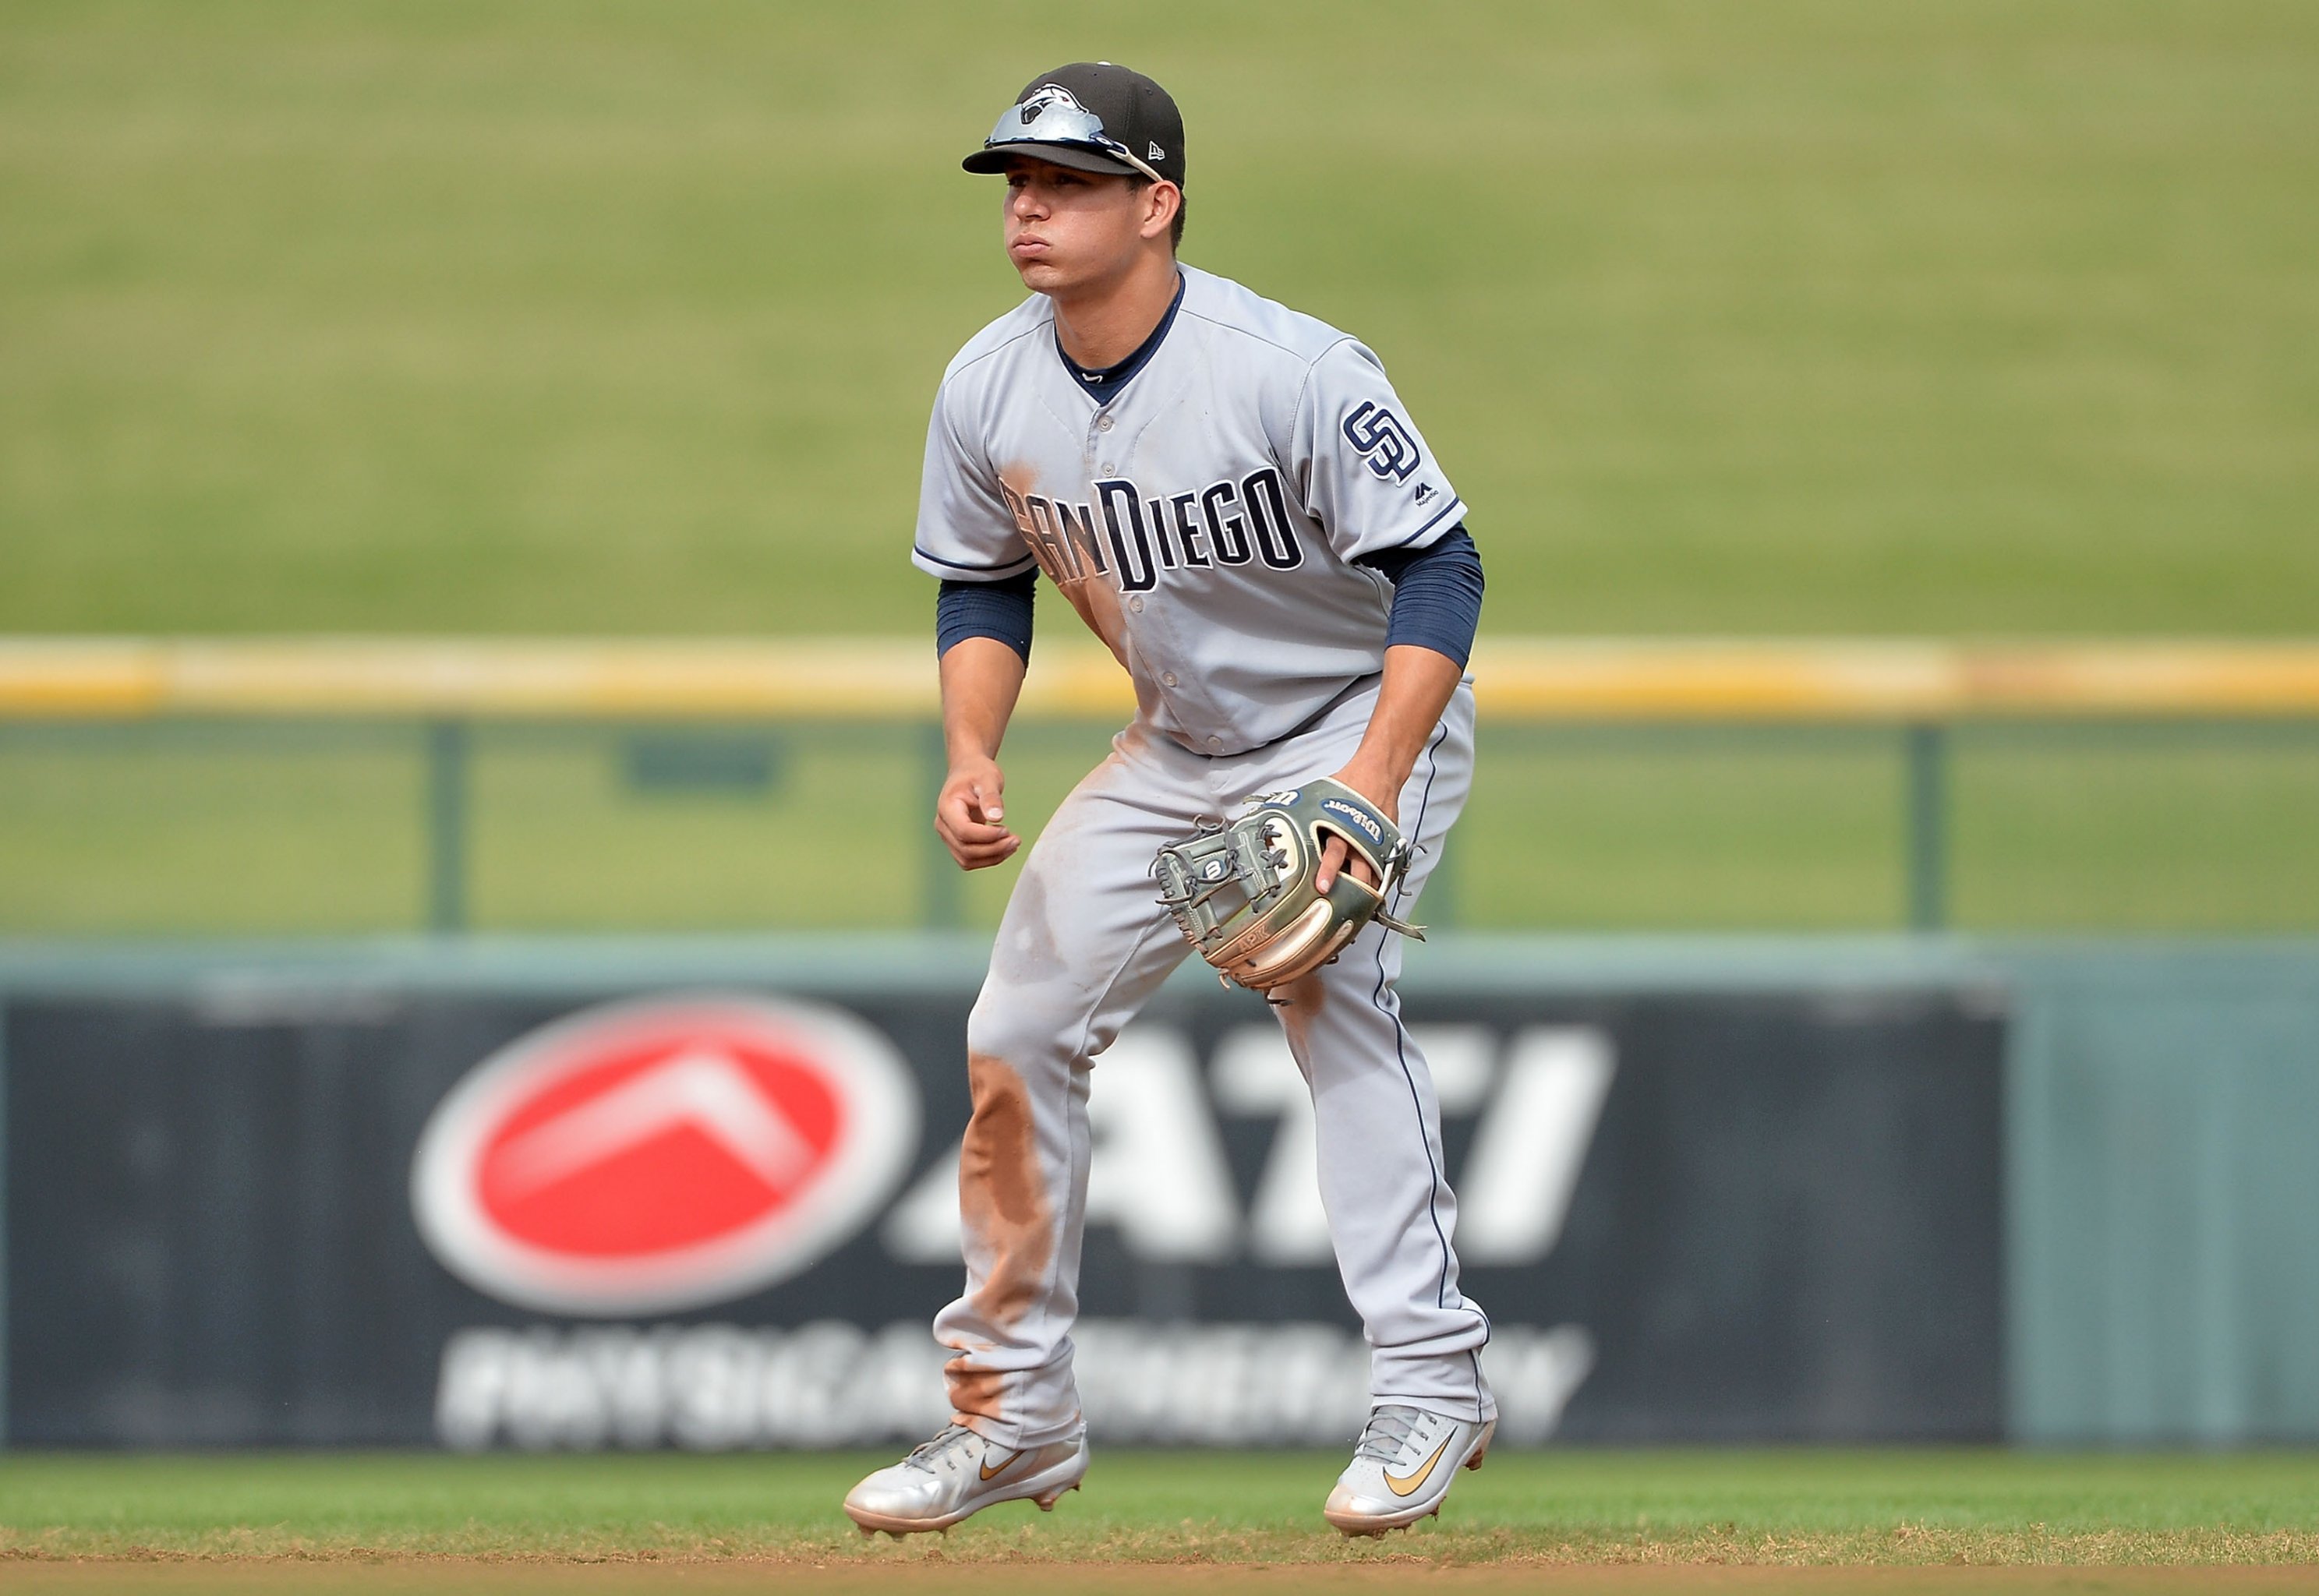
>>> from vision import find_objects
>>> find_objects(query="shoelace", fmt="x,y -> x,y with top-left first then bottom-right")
903,1423 -> 978,1473
1352,1405 -> 1426,1464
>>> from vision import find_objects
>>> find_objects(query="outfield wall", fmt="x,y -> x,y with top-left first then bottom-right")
0,935 -> 2312,1449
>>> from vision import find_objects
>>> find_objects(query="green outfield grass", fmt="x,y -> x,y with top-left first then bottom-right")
5,3 -> 2319,936
3,1 -> 2317,637
1,1449 -> 2315,1569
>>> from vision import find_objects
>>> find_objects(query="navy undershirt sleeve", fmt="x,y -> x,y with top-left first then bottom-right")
1359,524 -> 1484,669
938,526 -> 1475,668
935,568 -> 1038,662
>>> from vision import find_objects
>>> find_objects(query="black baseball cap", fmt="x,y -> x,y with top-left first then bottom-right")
962,62 -> 1186,189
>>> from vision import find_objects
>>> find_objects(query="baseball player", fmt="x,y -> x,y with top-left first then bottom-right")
843,62 -> 1493,1538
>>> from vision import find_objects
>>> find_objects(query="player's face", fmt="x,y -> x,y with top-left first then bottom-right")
1002,157 -> 1155,295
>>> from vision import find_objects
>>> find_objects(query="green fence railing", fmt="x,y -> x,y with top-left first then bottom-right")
4,639 -> 2318,937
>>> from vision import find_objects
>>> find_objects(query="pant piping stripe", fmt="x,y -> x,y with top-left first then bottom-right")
1371,719 -> 1455,1312
1371,715 -> 1490,1415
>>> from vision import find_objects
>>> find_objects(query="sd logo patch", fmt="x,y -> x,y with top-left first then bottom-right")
1341,401 -> 1422,482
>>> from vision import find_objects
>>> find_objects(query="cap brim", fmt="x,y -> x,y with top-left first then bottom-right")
961,142 -> 1140,178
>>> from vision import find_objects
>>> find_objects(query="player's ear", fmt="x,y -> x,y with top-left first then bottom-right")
1139,181 -> 1182,245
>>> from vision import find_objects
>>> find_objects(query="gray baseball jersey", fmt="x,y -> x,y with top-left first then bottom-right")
914,263 -> 1468,756
912,263 -> 1493,1454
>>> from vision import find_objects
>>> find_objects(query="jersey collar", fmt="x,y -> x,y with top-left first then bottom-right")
1054,270 -> 1186,401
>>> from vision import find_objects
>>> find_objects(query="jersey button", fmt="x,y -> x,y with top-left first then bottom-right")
1128,595 -> 1144,613
1161,672 -> 1177,687
1095,415 -> 1114,433
1207,735 -> 1224,750
1100,463 -> 1115,475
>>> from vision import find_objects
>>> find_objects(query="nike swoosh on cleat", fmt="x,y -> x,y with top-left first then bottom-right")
980,1449 -> 1027,1481
1383,1436 -> 1453,1497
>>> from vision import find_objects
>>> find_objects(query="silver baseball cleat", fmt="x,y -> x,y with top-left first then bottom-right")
1323,1404 -> 1494,1536
843,1421 -> 1088,1536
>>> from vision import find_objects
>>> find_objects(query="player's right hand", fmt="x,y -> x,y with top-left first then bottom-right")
935,757 -> 1019,870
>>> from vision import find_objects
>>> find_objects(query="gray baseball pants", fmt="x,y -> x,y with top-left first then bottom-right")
933,676 -> 1492,1448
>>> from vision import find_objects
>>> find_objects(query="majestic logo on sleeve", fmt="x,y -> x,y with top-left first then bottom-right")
999,467 -> 1307,594
1341,401 -> 1423,482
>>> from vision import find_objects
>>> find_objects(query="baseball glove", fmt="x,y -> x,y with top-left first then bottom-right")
1152,776 -> 1425,993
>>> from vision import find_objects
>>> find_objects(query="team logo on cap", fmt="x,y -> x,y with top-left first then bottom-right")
1024,83 -> 1089,118
411,994 -> 918,1315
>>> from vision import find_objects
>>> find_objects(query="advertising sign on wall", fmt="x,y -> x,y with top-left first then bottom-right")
3,975 -> 2003,1447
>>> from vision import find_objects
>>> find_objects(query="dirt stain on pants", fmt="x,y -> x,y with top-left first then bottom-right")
946,1051 -> 1053,1425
